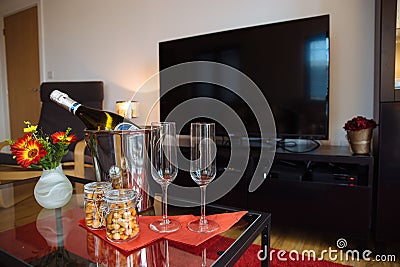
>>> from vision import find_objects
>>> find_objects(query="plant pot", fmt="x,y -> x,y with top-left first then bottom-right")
346,128 -> 373,155
34,164 -> 73,209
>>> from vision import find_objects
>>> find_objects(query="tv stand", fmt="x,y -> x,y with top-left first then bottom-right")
216,145 -> 374,239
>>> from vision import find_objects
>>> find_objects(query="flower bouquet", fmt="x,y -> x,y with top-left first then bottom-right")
5,121 -> 77,170
343,116 -> 377,154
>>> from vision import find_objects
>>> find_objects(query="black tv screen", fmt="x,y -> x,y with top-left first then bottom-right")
159,15 -> 329,140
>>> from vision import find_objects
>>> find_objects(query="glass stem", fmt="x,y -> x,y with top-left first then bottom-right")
201,248 -> 207,267
162,183 -> 170,225
164,240 -> 170,267
200,185 -> 208,225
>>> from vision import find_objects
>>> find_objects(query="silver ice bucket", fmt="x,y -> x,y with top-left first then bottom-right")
84,128 -> 155,212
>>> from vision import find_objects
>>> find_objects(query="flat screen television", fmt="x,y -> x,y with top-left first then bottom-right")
159,15 -> 330,140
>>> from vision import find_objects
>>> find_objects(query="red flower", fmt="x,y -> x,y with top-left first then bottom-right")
10,134 -> 33,153
51,132 -> 77,144
65,134 -> 77,144
344,116 -> 377,131
14,139 -> 47,168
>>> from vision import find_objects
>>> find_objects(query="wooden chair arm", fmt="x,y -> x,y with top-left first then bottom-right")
0,141 -> 9,151
73,140 -> 87,178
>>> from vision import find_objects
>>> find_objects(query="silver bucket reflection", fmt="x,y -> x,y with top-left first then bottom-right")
84,129 -> 154,212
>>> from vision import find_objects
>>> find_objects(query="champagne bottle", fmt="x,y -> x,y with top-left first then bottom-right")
50,90 -> 140,130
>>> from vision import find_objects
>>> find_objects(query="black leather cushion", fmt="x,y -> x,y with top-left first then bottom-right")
0,152 -> 16,165
62,150 -> 93,164
38,81 -> 104,147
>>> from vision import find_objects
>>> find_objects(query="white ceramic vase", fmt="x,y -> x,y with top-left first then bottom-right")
34,164 -> 73,209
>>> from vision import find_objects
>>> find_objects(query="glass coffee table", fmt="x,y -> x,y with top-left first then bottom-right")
0,176 -> 271,267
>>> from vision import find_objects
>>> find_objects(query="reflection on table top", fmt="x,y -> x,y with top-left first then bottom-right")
0,176 -> 270,267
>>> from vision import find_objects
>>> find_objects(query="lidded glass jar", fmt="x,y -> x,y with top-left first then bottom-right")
84,181 -> 112,229
104,189 -> 140,242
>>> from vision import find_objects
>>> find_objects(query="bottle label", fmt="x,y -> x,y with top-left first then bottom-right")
114,122 -> 140,130
70,102 -> 82,115
58,97 -> 80,114
50,90 -> 81,114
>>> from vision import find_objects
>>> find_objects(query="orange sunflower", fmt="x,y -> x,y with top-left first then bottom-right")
5,121 -> 77,169
10,134 -> 33,153
51,131 -> 77,144
14,139 -> 47,168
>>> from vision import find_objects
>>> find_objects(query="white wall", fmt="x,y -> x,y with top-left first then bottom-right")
1,0 -> 375,145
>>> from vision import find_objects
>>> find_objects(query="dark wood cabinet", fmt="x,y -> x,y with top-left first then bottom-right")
186,144 -> 374,239
247,146 -> 373,239
374,103 -> 400,242
375,0 -> 398,102
374,0 -> 400,243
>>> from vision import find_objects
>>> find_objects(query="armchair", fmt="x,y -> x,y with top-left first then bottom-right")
0,81 -> 104,180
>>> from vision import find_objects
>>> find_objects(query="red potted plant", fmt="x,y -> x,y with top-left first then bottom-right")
343,116 -> 377,154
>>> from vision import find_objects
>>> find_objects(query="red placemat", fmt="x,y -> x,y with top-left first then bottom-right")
79,211 -> 247,252
164,211 -> 247,246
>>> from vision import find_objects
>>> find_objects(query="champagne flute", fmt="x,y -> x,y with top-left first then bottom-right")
188,122 -> 219,233
149,122 -> 181,233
